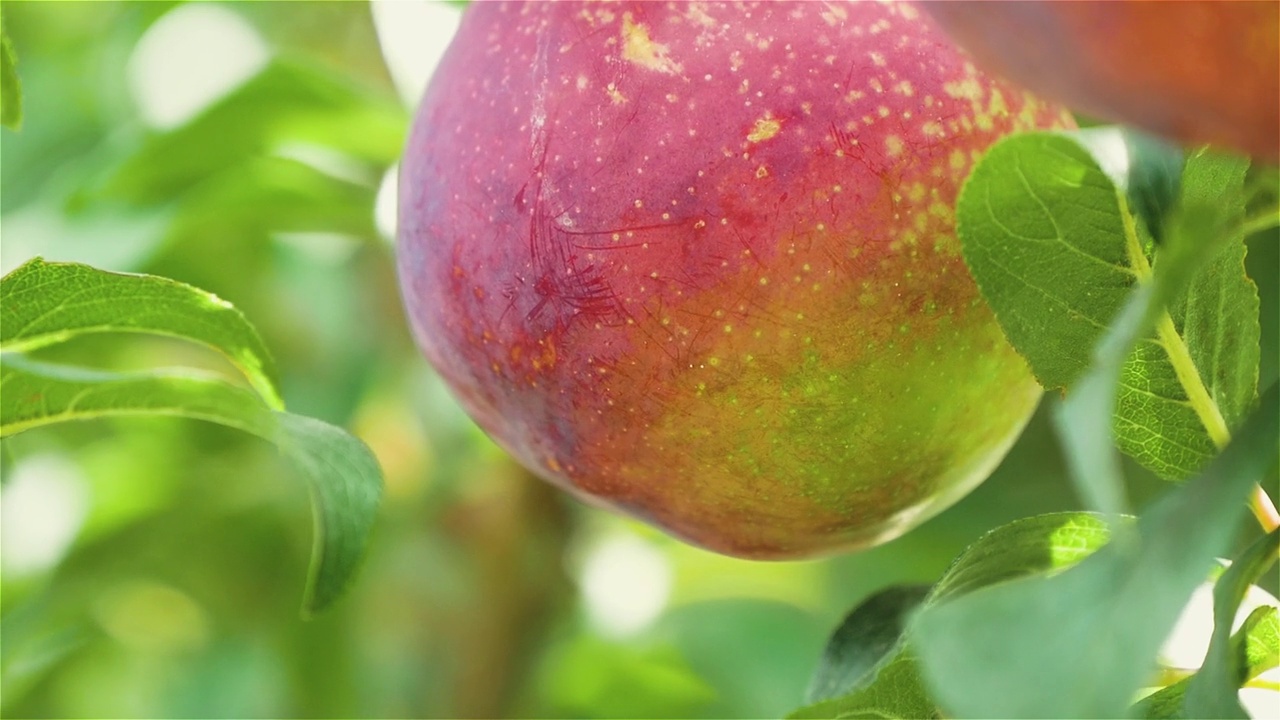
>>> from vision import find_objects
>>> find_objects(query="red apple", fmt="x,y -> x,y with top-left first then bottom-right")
924,1 -> 1280,160
397,1 -> 1071,557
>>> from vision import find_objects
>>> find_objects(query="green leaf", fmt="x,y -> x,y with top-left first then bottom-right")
958,131 -> 1138,392
928,512 -> 1114,602
169,155 -> 382,241
0,354 -> 382,614
0,258 -> 283,410
1166,153 -> 1259,436
1239,606 -> 1279,681
913,383 -> 1279,718
1113,151 -> 1256,480
791,514 -> 1113,719
0,353 -> 276,438
960,131 -> 1259,486
1049,151 -> 1250,516
1183,530 -> 1280,718
274,412 -> 383,615
804,585 -> 931,704
1,12 -> 20,131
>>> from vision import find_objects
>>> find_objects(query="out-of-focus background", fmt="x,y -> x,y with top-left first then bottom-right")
1,2 -> 1275,717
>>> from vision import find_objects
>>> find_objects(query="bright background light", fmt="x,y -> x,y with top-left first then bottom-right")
375,163 -> 399,243
0,454 -> 90,577
127,3 -> 270,129
579,533 -> 673,638
1157,575 -> 1280,718
371,0 -> 463,108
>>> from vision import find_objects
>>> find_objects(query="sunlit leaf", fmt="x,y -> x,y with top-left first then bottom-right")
0,355 -> 382,613
169,155 -> 381,242
0,258 -> 283,409
928,512 -> 1114,601
1239,606 -> 1279,681
1134,676 -> 1191,719
539,636 -> 717,719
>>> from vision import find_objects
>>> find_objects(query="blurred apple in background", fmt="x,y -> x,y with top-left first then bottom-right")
923,1 -> 1280,160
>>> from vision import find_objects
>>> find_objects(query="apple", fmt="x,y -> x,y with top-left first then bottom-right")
923,1 -> 1280,160
397,1 -> 1072,557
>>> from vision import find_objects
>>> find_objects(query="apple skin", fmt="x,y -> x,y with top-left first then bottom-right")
397,1 -> 1071,558
923,1 -> 1280,160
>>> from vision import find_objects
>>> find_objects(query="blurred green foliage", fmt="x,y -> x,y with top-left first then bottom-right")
1,2 -> 1275,718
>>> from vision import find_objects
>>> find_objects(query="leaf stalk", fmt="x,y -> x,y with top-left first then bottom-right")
1123,199 -> 1278,535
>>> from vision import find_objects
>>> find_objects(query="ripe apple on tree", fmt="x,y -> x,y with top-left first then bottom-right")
397,1 -> 1072,557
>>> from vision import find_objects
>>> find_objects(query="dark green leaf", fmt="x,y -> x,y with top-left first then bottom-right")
804,585 -> 931,704
1184,530 -> 1279,718
790,513 -> 1113,720
274,412 -> 383,615
1,13 -> 20,131
0,258 -> 283,409
913,383 -> 1279,718
0,354 -> 382,614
